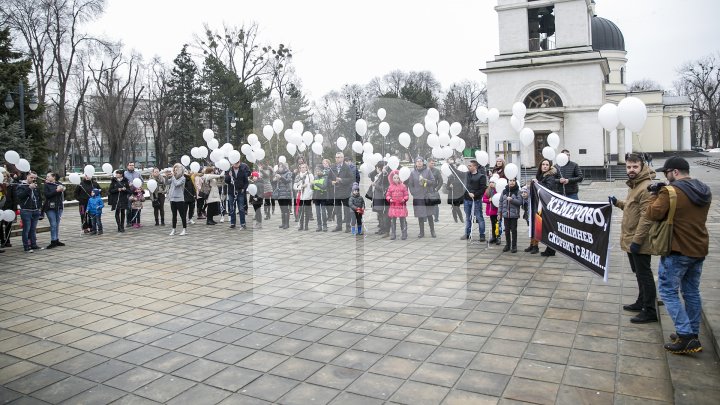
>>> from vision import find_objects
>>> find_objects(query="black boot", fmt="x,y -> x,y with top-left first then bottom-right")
417,219 -> 425,238
390,219 -> 397,240
664,334 -> 702,354
401,218 -> 408,240
285,212 -> 291,229
530,245 -> 540,254
427,217 -> 436,238
630,309 -> 658,324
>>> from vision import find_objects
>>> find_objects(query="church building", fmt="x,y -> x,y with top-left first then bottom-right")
481,0 -> 691,170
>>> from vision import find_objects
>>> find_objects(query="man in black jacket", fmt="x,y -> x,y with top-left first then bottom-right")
331,152 -> 354,232
225,160 -> 251,229
16,172 -> 43,252
557,149 -> 584,199
461,160 -> 487,241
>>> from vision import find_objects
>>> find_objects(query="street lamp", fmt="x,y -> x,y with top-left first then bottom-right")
225,107 -> 240,144
4,81 -> 38,136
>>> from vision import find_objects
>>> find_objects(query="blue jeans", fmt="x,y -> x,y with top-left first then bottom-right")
228,192 -> 246,225
46,209 -> 63,241
91,214 -> 103,233
314,201 -> 327,229
565,193 -> 579,200
20,209 -> 40,249
463,199 -> 485,237
658,254 -> 704,336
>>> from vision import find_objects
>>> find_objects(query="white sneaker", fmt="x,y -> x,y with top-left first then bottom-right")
169,229 -> 175,236
179,228 -> 186,236
219,217 -> 225,223
189,219 -> 195,225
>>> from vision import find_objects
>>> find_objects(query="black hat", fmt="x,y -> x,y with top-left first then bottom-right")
656,156 -> 689,172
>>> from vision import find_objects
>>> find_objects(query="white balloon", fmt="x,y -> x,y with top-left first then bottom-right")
147,179 -> 158,193
198,146 -> 209,158
210,149 -> 224,163
542,146 -> 556,161
181,155 -> 191,166
475,106 -> 488,122
4,150 -> 20,165
251,142 -> 263,152
254,149 -> 266,161
302,131 -> 314,146
556,153 -> 570,167
217,159 -> 231,171
298,143 -> 307,152
247,134 -> 259,146
618,97 -> 647,133
424,119 -> 437,134
0,172 -> 3,183
377,108 -> 386,120
413,123 -> 424,137
102,163 -> 113,174
15,158 -> 30,172
449,136 -> 461,149
363,142 -> 374,154
492,193 -> 502,207
450,122 -> 462,136
355,119 -> 368,137
2,209 -> 16,222
247,184 -> 258,196
598,103 -> 620,131
292,121 -> 304,135
427,108 -> 440,122
286,143 -> 297,156
387,156 -> 400,170
314,134 -> 324,144
202,129 -> 214,142
68,173 -> 81,185
291,132 -> 303,146
512,102 -> 527,119
351,141 -> 363,154
373,153 -> 383,164
458,138 -> 466,152
207,138 -> 219,150
398,132 -> 411,148
399,167 -> 411,182
504,163 -> 519,180
441,163 -> 451,177
83,164 -> 95,177
279,156 -> 287,163
190,162 -> 201,172
547,132 -> 560,149
379,122 -> 390,137
312,142 -> 323,155
510,116 -> 524,133
496,178 -> 508,192
246,151 -> 257,163
360,162 -> 372,174
438,133 -> 451,147
263,125 -> 274,140
458,165 -> 469,173
519,128 -> 535,147
228,150 -> 242,164
221,143 -> 234,153
273,119 -> 284,134
241,144 -> 252,156
432,147 -> 442,158
284,129 -> 294,143
427,134 -> 440,148
487,108 -> 500,123
132,178 -> 142,188
191,147 -> 200,159
437,120 -> 450,136
336,137 -> 347,150
490,174 -> 500,182
476,150 -> 489,167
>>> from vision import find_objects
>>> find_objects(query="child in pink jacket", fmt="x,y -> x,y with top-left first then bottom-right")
482,180 -> 501,245
385,169 -> 409,240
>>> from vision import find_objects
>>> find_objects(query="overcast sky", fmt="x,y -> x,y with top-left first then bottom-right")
87,0 -> 719,101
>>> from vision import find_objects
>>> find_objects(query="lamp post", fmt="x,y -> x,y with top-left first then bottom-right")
225,107 -> 240,144
4,81 -> 39,136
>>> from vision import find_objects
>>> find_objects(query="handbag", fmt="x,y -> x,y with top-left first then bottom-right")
648,186 -> 677,256
364,186 -> 373,200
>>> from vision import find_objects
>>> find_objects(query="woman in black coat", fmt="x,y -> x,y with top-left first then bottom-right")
43,172 -> 67,248
74,174 -> 100,234
109,170 -> 130,232
528,158 -> 559,256
369,162 -> 390,236
445,158 -> 465,223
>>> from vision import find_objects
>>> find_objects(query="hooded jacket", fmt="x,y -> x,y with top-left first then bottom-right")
386,170 -> 409,218
75,178 -> 100,204
273,168 -> 293,200
86,191 -> 105,215
349,191 -> 365,212
294,172 -> 314,200
646,177 -> 712,258
536,166 -> 559,193
482,185 -> 499,216
165,168 -> 186,203
616,165 -> 655,254
500,183 -> 522,219
109,177 -> 131,209
312,173 -> 328,201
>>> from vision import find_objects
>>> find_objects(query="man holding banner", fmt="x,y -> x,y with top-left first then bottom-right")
611,154 -> 658,324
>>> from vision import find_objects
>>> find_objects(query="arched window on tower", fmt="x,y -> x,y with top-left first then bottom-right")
620,67 -> 625,84
523,89 -> 563,109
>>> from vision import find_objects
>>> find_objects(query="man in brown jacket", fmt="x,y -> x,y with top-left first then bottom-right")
611,154 -> 657,323
647,156 -> 711,354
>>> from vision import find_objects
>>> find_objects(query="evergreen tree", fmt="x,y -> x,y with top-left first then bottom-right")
167,45 -> 204,162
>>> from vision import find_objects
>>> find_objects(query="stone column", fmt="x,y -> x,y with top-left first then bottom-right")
670,116 -> 678,150
682,116 -> 691,150
618,128 -> 626,163
610,130 -> 618,162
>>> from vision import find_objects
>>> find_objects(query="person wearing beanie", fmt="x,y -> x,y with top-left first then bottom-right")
109,170 -> 130,233
492,156 -> 506,179
369,161 -> 391,237
348,182 -> 365,235
74,173 -> 100,234
386,169 -> 409,240
500,178 -> 522,253
86,188 -> 105,235
312,165 -> 329,231
293,163 -> 314,231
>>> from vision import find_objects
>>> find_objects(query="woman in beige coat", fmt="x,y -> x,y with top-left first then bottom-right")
202,167 -> 223,225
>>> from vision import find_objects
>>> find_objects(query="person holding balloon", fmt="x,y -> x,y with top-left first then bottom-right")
248,172 -> 264,229
109,170 -> 130,232
369,162 -> 391,237
385,169 -> 409,240
500,178 -> 522,253
225,159 -> 251,230
273,162 -> 294,229
43,172 -> 66,248
124,162 -> 142,227
128,180 -> 145,229
201,167 -> 223,225
528,159 -> 559,255
445,158 -> 465,224
408,157 -> 437,238
86,188 -> 105,235
1,172 -> 17,249
461,160 -> 487,242
492,157 -> 507,179
150,168 -> 167,226
556,149 -> 584,200
293,163 -> 314,231
74,174 -> 100,234
482,180 -> 501,245
165,163 -> 188,236
16,172 -> 42,252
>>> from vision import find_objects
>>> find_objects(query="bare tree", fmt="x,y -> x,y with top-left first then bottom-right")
676,54 -> 720,148
144,57 -> 173,168
628,78 -> 663,92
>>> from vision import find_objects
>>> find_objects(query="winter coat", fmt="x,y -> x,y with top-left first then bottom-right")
0,183 -> 16,211
183,174 -> 196,203
203,174 -> 222,203
330,163 -> 354,199
75,179 -> 100,205
86,195 -> 105,216
492,166 -> 506,179
463,170 -> 487,201
109,177 -> 131,209
225,163 -> 251,195
369,167 -> 390,213
427,167 -> 442,203
15,184 -> 42,211
150,174 -> 167,201
646,177 -> 712,258
446,167 -> 465,205
273,170 -> 293,200
294,172 -> 314,200
194,175 -> 204,198
386,170 -> 409,218
165,175 -> 186,203
499,185 -> 522,219
260,168 -> 273,198
408,165 -> 436,218
249,176 -> 264,198
615,166 -> 655,254
124,169 -> 142,190
536,166 -> 559,193
130,189 -> 145,210
43,182 -> 65,212
349,193 -> 365,212
312,175 -> 328,201
557,160 -> 584,196
482,187 -> 499,216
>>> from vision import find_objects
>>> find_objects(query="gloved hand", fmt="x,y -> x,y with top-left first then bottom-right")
630,242 -> 641,254
610,196 -> 617,206
647,182 -> 665,195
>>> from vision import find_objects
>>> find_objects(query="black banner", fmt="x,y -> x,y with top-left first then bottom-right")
530,183 -> 613,281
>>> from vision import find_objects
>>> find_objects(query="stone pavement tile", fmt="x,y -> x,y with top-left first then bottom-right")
92,339 -> 144,358
617,356 -> 669,379
454,322 -> 496,337
388,341 -> 437,361
620,326 -> 663,344
502,377 -> 559,405
456,370 -> 510,397
562,365 -> 615,393
203,366 -> 261,392
53,353 -> 108,375
165,383 -> 231,405
237,351 -> 288,373
30,376 -> 97,403
328,392 -> 383,405
368,355 -> 422,379
537,318 -> 578,334
568,349 -> 617,372
0,335 -> 40,352
405,328 -> 449,345
60,385 -> 127,405
180,322 -> 225,338
234,332 -> 280,349
5,368 -> 69,394
0,386 -> 23,403
148,333 -> 198,350
481,338 -> 527,358
613,394 -> 672,405
7,397 -> 51,405
351,335 -> 398,354
555,385 -> 614,405
77,360 -> 134,384
204,327 -> 250,343
139,351 -> 196,374
346,372 -> 403,400
68,334 -> 118,351
133,375 -> 196,403
618,340 -> 665,360
217,393 -> 271,405
390,380 -> 450,405
279,383 -> 341,405
307,364 -> 363,390
330,349 -> 382,371
513,359 -> 565,383
203,344 -> 254,365
576,322 -> 619,339
572,335 -> 617,354
104,367 -> 163,392
543,307 -> 582,322
172,358 -> 227,382
240,374 -> 299,403
426,347 -> 475,368
580,311 -> 619,326
468,353 -> 519,375
442,390 -> 499,404
175,338 -> 225,357
616,374 -> 674,402
27,346 -> 83,367
491,326 -> 534,342
263,337 -> 312,356
296,343 -> 344,363
370,323 -> 414,340
441,333 -> 486,351
523,343 -> 571,364
410,362 -> 464,387
233,316 -> 274,331
26,323 -> 74,340
501,315 -> 540,329
268,357 -> 323,381
116,346 -> 168,365
466,311 -> 504,325
419,317 -> 461,333
319,330 -> 365,348
125,327 -> 172,344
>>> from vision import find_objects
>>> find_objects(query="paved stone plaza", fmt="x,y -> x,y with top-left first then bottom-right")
1,158 -> 719,404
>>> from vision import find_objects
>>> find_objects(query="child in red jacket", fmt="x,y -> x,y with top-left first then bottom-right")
482,180 -> 501,245
385,170 -> 409,240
